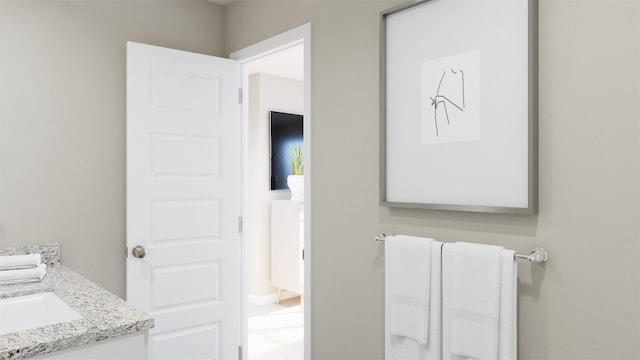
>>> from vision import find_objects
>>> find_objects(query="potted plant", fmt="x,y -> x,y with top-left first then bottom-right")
287,145 -> 304,202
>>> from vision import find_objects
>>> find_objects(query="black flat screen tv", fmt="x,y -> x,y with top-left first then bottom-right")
270,111 -> 303,190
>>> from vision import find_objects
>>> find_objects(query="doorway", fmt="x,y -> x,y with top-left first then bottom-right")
231,23 -> 311,360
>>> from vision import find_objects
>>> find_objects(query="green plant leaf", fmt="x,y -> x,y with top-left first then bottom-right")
289,145 -> 304,175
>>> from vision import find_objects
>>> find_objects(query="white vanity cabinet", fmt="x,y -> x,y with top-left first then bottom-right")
32,331 -> 148,360
270,200 -> 304,302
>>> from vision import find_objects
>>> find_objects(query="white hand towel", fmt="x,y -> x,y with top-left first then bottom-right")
386,235 -> 433,345
442,244 -> 452,360
427,241 -> 443,359
499,249 -> 517,360
0,264 -> 47,284
0,254 -> 41,270
386,241 -> 443,360
443,242 -> 503,360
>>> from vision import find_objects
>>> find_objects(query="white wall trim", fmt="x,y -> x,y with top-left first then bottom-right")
230,23 -> 308,63
231,22 -> 312,360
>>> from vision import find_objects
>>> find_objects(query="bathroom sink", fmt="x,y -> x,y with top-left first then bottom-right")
0,292 -> 82,335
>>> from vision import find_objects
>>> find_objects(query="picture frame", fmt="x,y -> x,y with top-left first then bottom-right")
380,0 -> 538,214
269,111 -> 304,191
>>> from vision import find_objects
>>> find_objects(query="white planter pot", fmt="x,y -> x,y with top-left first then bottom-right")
287,175 -> 304,203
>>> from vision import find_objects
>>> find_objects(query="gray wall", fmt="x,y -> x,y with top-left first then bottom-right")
0,0 -> 225,298
225,0 -> 640,359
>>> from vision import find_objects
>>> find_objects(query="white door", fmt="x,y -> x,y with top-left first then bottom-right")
126,42 -> 241,360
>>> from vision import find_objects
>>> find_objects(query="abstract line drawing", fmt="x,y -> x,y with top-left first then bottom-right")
429,69 -> 465,136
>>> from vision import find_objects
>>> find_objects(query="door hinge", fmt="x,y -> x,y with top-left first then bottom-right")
238,345 -> 243,360
238,88 -> 242,104
238,217 -> 243,233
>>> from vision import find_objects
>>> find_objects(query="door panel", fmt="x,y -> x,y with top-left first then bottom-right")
151,324 -> 220,360
149,200 -> 221,241
150,135 -> 222,176
151,70 -> 222,113
127,42 -> 241,360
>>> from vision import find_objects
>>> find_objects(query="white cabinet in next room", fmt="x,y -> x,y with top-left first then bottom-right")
270,200 -> 304,302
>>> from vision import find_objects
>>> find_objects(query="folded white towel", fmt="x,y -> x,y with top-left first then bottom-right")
443,242 -> 503,360
386,235 -> 433,345
0,264 -> 47,285
0,254 -> 41,270
427,241 -> 443,359
386,241 -> 443,360
499,249 -> 517,360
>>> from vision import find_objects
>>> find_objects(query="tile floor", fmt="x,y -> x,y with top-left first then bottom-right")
248,297 -> 303,360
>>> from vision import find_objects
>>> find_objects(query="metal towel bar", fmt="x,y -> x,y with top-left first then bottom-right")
375,232 -> 548,264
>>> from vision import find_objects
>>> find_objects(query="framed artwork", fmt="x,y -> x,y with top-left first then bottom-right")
380,0 -> 538,214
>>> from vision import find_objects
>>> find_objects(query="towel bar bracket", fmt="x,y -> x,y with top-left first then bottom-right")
375,232 -> 549,264
374,232 -> 392,242
514,248 -> 548,263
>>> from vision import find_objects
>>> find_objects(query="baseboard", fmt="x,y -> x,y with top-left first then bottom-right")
248,291 -> 300,305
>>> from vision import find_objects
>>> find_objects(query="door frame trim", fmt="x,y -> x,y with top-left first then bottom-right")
230,22 -> 312,360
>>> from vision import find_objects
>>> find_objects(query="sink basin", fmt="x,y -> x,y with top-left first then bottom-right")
0,292 -> 82,335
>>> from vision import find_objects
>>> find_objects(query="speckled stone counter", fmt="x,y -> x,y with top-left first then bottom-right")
0,244 -> 61,266
0,255 -> 153,359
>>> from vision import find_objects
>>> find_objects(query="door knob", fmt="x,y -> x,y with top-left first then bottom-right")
132,245 -> 146,259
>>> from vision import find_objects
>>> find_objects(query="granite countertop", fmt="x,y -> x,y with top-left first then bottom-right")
0,265 -> 154,360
